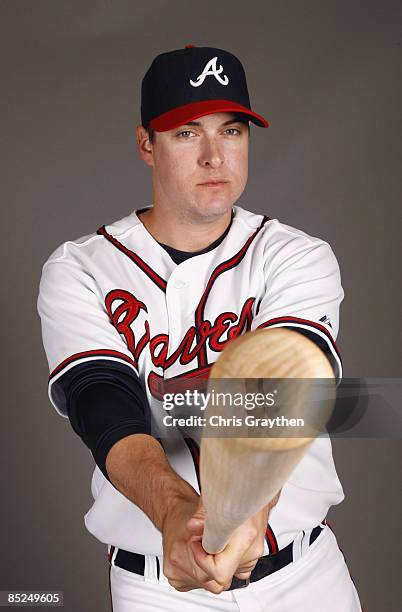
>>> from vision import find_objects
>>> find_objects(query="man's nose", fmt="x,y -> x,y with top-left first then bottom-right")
199,138 -> 224,168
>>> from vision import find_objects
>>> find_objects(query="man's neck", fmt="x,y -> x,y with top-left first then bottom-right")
138,206 -> 233,252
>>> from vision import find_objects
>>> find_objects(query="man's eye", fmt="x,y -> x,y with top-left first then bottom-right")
224,128 -> 241,135
177,130 -> 194,138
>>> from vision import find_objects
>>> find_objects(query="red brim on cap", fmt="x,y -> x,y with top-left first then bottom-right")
149,99 -> 269,131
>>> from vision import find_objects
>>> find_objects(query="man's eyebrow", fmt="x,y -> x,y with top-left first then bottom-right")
221,118 -> 247,126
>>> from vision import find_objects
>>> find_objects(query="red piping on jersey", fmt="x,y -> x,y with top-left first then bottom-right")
49,349 -> 138,381
257,316 -> 341,361
265,525 -> 279,554
97,226 -> 167,292
195,215 -> 270,368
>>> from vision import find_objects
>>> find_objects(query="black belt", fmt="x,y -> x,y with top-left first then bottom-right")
110,525 -> 324,591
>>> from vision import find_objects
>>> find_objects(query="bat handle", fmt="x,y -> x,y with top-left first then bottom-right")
202,521 -> 233,554
201,484 -> 284,554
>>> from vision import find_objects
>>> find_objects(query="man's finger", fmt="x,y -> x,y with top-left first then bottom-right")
235,559 -> 258,574
168,578 -> 198,592
186,516 -> 205,536
189,539 -> 218,575
190,539 -> 240,586
234,571 -> 252,580
168,577 -> 226,594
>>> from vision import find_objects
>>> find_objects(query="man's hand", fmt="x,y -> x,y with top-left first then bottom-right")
106,434 -> 280,593
161,492 -> 229,593
187,491 -> 281,591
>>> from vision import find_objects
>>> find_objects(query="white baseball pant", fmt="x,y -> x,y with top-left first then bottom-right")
108,525 -> 362,611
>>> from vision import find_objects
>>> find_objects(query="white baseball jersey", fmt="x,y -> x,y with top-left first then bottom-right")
37,204 -> 345,557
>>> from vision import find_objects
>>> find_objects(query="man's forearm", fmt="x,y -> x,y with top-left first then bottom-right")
105,433 -> 198,532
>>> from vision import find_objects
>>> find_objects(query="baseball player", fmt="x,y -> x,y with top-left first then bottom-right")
37,46 -> 362,611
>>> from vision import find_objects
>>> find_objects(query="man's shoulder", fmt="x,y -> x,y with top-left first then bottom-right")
42,208 -> 142,267
235,205 -> 331,248
264,219 -> 330,247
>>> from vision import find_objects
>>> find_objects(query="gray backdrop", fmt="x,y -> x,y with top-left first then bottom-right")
1,1 -> 401,610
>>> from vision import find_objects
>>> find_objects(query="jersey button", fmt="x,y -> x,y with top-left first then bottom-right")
173,279 -> 187,289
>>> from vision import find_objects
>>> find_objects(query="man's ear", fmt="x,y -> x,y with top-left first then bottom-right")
136,125 -> 154,167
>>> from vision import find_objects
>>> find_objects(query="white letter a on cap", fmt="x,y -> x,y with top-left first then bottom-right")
190,57 -> 229,87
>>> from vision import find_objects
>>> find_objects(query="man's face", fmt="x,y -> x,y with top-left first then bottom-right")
139,112 -> 249,221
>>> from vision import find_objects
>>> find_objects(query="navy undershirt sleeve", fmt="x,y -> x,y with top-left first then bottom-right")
284,328 -> 340,381
54,360 -> 151,482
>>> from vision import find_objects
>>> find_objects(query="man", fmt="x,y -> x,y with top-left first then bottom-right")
38,46 -> 362,610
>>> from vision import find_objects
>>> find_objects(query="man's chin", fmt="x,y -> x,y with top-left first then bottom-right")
192,198 -> 235,220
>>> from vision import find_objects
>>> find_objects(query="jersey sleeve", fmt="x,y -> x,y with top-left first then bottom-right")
37,246 -> 139,417
251,224 -> 344,381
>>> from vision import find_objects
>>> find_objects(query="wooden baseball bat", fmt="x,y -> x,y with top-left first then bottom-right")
200,328 -> 335,554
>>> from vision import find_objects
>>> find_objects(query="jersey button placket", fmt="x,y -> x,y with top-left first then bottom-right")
165,275 -> 191,376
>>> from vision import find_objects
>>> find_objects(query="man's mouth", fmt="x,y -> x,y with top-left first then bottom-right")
198,180 -> 229,187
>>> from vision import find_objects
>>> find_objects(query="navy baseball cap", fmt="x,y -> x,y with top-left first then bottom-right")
141,45 -> 269,132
